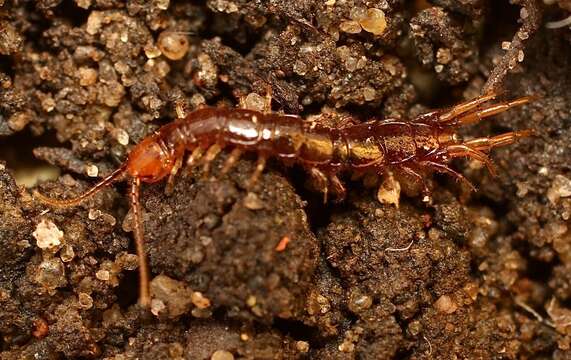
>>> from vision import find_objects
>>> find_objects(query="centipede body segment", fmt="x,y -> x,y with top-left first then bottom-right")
34,92 -> 534,308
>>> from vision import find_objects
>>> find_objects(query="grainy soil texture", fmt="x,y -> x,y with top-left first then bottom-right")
1,0 -> 571,359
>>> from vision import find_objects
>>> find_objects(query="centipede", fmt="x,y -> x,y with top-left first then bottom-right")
34,91 -> 534,308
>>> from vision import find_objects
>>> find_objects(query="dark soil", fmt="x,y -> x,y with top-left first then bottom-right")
1,0 -> 571,359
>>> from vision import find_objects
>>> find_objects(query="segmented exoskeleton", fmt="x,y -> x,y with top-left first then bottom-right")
35,91 -> 534,307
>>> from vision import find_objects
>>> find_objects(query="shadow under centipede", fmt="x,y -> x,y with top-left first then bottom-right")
116,268 -> 140,309
273,317 -> 322,344
284,165 -> 348,233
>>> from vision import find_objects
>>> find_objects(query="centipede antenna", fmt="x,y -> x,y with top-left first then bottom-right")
130,177 -> 150,308
34,164 -> 127,208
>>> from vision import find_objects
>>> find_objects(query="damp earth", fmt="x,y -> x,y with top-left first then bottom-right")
1,0 -> 571,359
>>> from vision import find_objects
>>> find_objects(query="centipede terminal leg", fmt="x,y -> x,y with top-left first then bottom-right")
438,92 -> 497,124
462,130 -> 534,151
452,96 -> 534,127
130,177 -> 150,308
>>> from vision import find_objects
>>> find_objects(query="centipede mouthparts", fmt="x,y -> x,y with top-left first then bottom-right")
34,91 -> 534,308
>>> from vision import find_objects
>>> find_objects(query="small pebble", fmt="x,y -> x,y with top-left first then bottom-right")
243,92 -> 267,112
150,275 -> 194,318
339,20 -> 362,34
243,192 -> 264,210
211,350 -> 234,360
547,175 -> 571,204
78,293 -> 94,309
358,8 -> 387,35
60,244 -> 75,262
316,295 -> 331,314
75,0 -> 91,9
377,173 -> 401,207
436,48 -> 452,64
86,164 -> 99,177
96,269 -> 110,281
155,0 -> 169,10
434,295 -> 458,314
363,86 -> 376,102
151,299 -> 167,316
296,341 -> 310,353
35,258 -> 67,290
33,219 -> 64,249
348,292 -> 373,313
191,291 -> 211,309
293,60 -> 308,75
8,111 -> 32,131
144,43 -> 162,59
41,96 -> 56,112
88,209 -> 102,220
158,31 -> 189,60
77,67 -> 98,86
115,252 -> 139,270
86,11 -> 103,35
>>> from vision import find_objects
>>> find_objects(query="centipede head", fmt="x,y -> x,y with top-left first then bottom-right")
126,136 -> 177,183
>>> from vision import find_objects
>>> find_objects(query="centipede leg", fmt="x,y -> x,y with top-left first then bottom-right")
446,144 -> 497,176
438,92 -> 497,124
263,84 -> 273,113
246,155 -> 267,188
422,161 -> 477,192
221,148 -> 244,175
400,166 -> 430,195
329,174 -> 347,202
130,177 -> 150,308
202,144 -> 223,177
165,156 -> 183,195
175,101 -> 188,119
452,96 -> 534,126
185,147 -> 204,177
239,96 -> 247,109
307,168 -> 329,203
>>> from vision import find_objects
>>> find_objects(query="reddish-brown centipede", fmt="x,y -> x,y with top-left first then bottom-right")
34,91 -> 534,308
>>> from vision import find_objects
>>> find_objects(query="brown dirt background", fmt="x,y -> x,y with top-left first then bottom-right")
1,0 -> 571,359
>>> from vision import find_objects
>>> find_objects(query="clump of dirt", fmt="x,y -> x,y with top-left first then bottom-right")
1,0 -> 571,359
